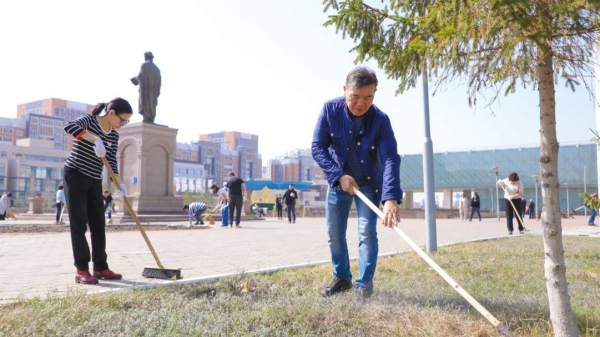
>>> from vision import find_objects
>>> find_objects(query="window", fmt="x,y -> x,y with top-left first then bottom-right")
35,167 -> 47,179
1,151 -> 6,158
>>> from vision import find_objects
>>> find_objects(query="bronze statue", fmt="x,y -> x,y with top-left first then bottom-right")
131,51 -> 161,123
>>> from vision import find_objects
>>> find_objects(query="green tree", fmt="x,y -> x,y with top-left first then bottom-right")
322,1 -> 600,336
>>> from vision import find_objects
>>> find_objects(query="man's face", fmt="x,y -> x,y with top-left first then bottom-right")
289,185 -> 293,190
103,192 -> 108,197
344,84 -> 376,117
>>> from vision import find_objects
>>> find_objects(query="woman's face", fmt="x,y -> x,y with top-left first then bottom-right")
109,110 -> 132,129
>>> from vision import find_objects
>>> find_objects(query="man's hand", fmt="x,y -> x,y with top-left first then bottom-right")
338,175 -> 359,195
382,200 -> 400,228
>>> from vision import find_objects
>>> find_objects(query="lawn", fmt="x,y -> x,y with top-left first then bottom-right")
1,236 -> 598,336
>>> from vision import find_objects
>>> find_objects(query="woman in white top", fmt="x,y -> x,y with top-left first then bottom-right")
497,172 -> 525,234
459,193 -> 469,221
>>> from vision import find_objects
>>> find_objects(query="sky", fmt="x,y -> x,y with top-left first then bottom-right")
0,0 -> 596,161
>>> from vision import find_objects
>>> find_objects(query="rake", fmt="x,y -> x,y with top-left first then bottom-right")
352,186 -> 513,337
101,156 -> 182,280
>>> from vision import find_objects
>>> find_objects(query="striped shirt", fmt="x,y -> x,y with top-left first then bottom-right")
64,114 -> 119,180
188,202 -> 208,220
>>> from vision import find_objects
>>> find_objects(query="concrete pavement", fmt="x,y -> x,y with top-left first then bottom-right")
0,216 -> 598,305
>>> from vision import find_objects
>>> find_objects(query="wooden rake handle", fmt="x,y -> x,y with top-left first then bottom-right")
101,156 -> 164,269
352,187 -> 513,337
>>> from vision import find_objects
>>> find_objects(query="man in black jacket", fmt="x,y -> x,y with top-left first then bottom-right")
282,184 -> 298,224
469,192 -> 481,222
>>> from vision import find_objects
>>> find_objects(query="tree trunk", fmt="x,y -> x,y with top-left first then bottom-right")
537,51 -> 579,337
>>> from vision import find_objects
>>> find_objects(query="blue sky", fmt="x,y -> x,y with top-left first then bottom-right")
0,0 -> 595,160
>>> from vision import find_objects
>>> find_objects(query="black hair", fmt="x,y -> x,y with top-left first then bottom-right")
91,97 -> 133,116
289,184 -> 294,187
508,172 -> 520,182
6,192 -> 12,197
346,66 -> 378,89
58,185 -> 64,190
103,190 -> 109,193
183,205 -> 189,210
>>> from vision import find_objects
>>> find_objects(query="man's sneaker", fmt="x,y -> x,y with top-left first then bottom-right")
75,270 -> 99,284
355,286 -> 373,300
236,225 -> 241,228
107,219 -> 113,224
509,231 -> 513,235
588,223 -> 596,226
321,277 -> 352,297
93,269 -> 122,280
519,230 -> 525,234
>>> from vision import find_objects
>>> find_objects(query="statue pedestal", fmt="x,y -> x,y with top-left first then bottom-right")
27,197 -> 43,214
116,122 -> 183,214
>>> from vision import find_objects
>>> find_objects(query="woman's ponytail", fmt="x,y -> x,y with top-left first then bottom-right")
91,102 -> 107,116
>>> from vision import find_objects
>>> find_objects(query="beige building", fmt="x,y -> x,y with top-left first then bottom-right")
0,138 -> 69,206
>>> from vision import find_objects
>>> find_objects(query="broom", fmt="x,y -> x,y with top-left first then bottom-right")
101,157 -> 182,280
202,204 -> 225,225
58,203 -> 66,224
352,187 -> 513,337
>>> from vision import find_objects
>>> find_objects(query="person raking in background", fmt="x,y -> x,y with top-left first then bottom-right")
103,191 -> 114,224
497,172 -> 525,235
56,185 -> 66,225
0,192 -> 13,220
584,192 -> 598,226
275,193 -> 284,220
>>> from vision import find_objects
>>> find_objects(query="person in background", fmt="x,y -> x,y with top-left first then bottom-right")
227,171 -> 246,228
56,185 -> 66,225
252,203 -> 265,217
275,193 -> 284,220
283,184 -> 298,224
528,199 -> 536,219
183,202 -> 208,228
0,192 -> 13,220
469,192 -> 481,222
584,192 -> 598,226
103,191 -> 113,224
219,182 -> 229,227
459,193 -> 469,221
497,172 -> 524,235
63,97 -> 131,284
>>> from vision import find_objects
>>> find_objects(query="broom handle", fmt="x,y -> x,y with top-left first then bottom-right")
59,202 -> 66,222
352,187 -> 513,337
101,156 -> 164,269
498,184 -> 525,226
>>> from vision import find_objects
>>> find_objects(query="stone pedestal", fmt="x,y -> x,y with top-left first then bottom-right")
27,197 -> 43,214
115,122 -> 183,214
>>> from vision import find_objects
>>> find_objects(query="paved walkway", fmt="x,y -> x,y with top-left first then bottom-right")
0,216 -> 598,305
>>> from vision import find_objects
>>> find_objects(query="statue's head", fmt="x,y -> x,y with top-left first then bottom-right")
144,51 -> 154,61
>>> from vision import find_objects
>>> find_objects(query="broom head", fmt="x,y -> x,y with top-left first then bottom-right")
142,266 -> 182,280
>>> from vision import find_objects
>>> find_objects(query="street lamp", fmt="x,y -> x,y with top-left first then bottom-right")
534,175 -> 539,220
489,189 -> 494,214
565,183 -> 570,219
493,166 -> 500,221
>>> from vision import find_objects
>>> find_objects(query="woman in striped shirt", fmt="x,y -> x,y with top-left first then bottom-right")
63,97 -> 132,285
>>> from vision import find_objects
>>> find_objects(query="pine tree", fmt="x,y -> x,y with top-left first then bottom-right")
322,1 -> 600,336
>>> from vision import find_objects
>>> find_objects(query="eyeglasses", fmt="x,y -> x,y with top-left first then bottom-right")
115,114 -> 129,126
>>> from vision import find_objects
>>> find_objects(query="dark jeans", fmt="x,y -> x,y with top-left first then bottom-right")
0,211 -> 5,220
469,207 -> 481,221
276,206 -> 283,219
56,202 -> 63,222
287,204 -> 296,222
194,209 -> 205,224
64,167 -> 108,272
505,199 -> 524,232
528,208 -> 535,219
229,195 -> 243,226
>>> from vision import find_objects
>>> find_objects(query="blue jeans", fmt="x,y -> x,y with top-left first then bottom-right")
221,204 -> 229,226
587,206 -> 596,224
326,185 -> 378,291
469,207 -> 481,221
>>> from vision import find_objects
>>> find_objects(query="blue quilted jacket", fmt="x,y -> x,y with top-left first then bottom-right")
311,96 -> 402,205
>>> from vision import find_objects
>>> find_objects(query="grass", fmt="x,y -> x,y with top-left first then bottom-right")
0,236 -> 599,336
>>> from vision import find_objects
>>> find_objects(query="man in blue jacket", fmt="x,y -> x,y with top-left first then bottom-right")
312,67 -> 402,299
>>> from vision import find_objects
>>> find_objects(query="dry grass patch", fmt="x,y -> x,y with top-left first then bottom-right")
0,236 -> 598,336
